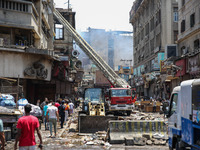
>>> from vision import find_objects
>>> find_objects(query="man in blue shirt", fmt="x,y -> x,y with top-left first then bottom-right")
43,101 -> 49,130
0,119 -> 5,150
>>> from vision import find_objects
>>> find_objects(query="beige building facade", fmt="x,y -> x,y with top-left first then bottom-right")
178,0 -> 200,56
130,0 -> 178,98
0,0 -> 55,102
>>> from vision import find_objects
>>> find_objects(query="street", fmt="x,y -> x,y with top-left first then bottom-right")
5,106 -> 169,150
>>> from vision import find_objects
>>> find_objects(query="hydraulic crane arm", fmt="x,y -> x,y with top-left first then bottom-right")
53,9 -> 130,88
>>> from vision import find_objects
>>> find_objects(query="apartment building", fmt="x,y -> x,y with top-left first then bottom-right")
53,8 -> 83,99
0,0 -> 54,102
129,0 -> 178,98
175,0 -> 200,80
0,1 -> 82,103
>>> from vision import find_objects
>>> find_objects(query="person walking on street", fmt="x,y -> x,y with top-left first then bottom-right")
68,100 -> 74,117
46,102 -> 59,137
64,101 -> 69,124
54,100 -> 60,108
58,100 -> 65,128
36,99 -> 40,106
43,101 -> 49,130
40,97 -> 48,110
14,104 -> 43,150
0,119 -> 5,150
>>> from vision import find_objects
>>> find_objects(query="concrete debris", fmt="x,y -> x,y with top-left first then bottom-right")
86,141 -> 94,145
69,123 -> 77,132
152,133 -> 165,139
146,140 -> 153,145
124,137 -> 134,146
133,137 -> 147,146
142,133 -> 151,140
154,139 -> 160,145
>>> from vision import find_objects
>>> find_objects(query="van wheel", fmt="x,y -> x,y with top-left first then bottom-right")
127,111 -> 131,116
175,140 -> 185,150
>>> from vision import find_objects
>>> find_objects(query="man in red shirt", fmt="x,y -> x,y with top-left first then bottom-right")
14,104 -> 43,150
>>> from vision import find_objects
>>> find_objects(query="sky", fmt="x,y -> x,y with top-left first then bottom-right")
54,0 -> 134,31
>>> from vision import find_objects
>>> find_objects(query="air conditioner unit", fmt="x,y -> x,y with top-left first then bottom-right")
0,38 -> 4,46
165,44 -> 177,58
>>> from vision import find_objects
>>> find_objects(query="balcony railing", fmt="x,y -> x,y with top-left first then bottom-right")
0,0 -> 39,32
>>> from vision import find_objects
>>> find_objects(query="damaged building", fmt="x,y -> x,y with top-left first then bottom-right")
0,0 -> 83,103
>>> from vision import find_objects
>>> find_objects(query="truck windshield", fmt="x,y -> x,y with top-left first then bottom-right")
111,89 -> 131,97
85,88 -> 103,102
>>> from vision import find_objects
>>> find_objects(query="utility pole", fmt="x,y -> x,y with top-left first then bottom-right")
68,0 -> 70,10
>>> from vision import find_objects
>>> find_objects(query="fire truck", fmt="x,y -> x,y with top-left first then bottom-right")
53,9 -> 135,132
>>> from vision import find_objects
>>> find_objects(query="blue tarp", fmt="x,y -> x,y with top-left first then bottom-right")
0,94 -> 16,106
17,98 -> 28,106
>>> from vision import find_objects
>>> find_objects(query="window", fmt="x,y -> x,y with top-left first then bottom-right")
194,39 -> 199,50
182,0 -> 185,6
174,31 -> 178,42
145,23 -> 149,35
150,17 -> 154,31
156,10 -> 161,26
156,33 -> 161,48
55,24 -> 64,39
173,7 -> 178,22
190,13 -> 195,27
141,28 -> 144,40
168,93 -> 178,117
181,20 -> 185,32
150,38 -> 154,52
181,46 -> 187,55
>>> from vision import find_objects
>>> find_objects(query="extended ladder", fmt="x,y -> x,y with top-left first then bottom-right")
54,9 -> 130,88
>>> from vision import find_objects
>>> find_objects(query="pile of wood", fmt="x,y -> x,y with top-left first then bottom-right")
135,101 -> 161,112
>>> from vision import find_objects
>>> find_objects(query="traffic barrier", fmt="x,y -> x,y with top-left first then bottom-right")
109,120 -> 167,144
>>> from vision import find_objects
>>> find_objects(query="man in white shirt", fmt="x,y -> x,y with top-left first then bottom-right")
46,102 -> 59,137
68,100 -> 74,117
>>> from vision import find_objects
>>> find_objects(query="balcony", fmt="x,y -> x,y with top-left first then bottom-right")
0,0 -> 39,36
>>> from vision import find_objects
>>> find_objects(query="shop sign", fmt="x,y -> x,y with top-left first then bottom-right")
160,60 -> 167,74
152,53 -> 165,71
175,59 -> 186,77
188,54 -> 200,75
134,68 -> 137,76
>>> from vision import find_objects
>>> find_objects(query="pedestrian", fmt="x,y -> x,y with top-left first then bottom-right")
64,101 -> 69,124
43,101 -> 49,130
54,100 -> 60,108
14,104 -> 43,150
46,102 -> 59,137
0,119 -> 5,150
68,100 -> 74,117
40,97 -> 48,110
36,99 -> 40,106
58,100 -> 65,128
153,99 -> 157,112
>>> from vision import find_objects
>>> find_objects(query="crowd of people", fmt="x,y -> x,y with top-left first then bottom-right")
39,98 -> 75,137
12,97 -> 75,150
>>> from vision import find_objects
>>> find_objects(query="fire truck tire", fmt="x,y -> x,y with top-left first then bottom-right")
127,111 -> 131,116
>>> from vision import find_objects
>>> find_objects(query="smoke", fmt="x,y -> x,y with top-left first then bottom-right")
74,28 -> 133,71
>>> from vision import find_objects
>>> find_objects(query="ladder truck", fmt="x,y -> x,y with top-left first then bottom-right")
53,9 -> 135,132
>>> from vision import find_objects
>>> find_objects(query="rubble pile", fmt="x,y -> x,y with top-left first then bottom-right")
0,106 -> 16,114
121,110 -> 166,121
125,133 -> 168,146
